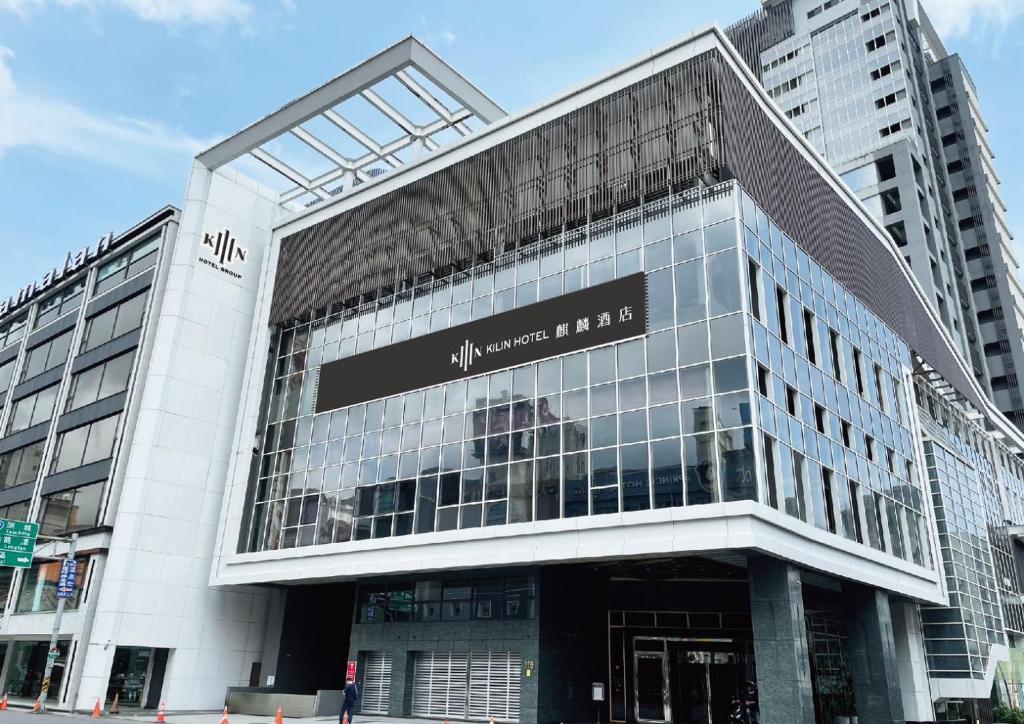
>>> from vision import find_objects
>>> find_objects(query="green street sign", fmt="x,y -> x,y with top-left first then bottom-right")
0,519 -> 39,568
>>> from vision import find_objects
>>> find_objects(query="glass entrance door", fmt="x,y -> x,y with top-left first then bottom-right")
674,651 -> 741,723
634,653 -> 670,722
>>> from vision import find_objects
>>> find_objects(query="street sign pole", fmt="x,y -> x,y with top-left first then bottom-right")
38,532 -> 77,713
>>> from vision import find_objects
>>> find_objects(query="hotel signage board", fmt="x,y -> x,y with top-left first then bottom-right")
316,273 -> 647,413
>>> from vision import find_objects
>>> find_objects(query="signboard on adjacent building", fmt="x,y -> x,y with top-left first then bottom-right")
0,519 -> 39,568
316,273 -> 648,412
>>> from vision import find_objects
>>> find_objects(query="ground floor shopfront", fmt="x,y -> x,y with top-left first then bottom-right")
267,555 -> 924,724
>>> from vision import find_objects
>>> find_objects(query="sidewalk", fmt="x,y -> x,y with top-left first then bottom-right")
0,709 -> 441,724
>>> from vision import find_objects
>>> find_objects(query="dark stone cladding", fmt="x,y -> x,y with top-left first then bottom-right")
270,43 -> 981,410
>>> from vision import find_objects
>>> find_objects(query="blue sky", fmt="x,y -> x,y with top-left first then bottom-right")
1,0 -> 1022,300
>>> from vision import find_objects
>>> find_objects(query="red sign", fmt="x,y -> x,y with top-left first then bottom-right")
346,660 -> 357,681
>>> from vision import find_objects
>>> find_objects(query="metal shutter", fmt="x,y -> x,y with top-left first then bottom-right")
468,652 -> 521,722
412,651 -> 469,719
412,651 -> 521,722
360,651 -> 392,714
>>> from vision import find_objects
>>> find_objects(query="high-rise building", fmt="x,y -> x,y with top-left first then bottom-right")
927,47 -> 1024,430
729,0 -> 1024,437
724,1 -> 1024,717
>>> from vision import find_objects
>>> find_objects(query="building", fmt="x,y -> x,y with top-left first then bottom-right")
727,0 -> 1024,436
729,0 -> 992,400
725,1 -> 1024,717
0,207 -> 270,711
178,24 -> 1024,724
926,49 -> 1024,432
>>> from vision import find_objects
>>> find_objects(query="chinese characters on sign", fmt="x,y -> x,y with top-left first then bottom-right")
316,274 -> 648,412
0,519 -> 39,569
56,558 -> 77,599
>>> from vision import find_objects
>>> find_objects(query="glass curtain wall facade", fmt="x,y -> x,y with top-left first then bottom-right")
241,180 -> 932,573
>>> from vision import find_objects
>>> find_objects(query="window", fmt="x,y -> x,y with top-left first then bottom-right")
828,329 -> 843,381
34,279 -> 86,329
0,313 -> 28,350
852,348 -> 866,396
803,309 -> 817,365
822,468 -> 837,534
886,221 -> 908,247
768,76 -> 803,99
776,286 -> 789,344
879,120 -> 909,138
841,420 -> 852,448
80,292 -> 149,353
861,6 -> 882,20
65,351 -> 135,412
786,386 -> 798,417
358,575 -> 535,624
757,365 -> 769,397
865,33 -> 890,52
0,359 -> 14,395
6,385 -> 59,434
935,105 -> 952,120
814,404 -> 826,434
874,91 -> 903,109
0,441 -> 45,489
38,482 -> 105,536
870,62 -> 897,81
848,480 -> 864,543
16,556 -> 88,612
947,159 -> 964,174
51,415 -> 120,473
748,260 -> 762,321
20,330 -> 72,381
94,236 -> 160,296
875,155 -> 896,181
785,103 -> 809,120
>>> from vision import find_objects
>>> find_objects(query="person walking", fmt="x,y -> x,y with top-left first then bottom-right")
340,677 -> 359,724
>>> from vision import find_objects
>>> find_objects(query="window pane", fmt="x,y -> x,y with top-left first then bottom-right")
82,416 -> 119,465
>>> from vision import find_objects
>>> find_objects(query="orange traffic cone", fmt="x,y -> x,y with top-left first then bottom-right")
156,702 -> 167,723
220,707 -> 229,724
0,693 -> 8,711
31,697 -> 41,713
92,698 -> 102,718
274,706 -> 283,724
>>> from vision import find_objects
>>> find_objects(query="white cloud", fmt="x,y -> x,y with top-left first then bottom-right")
0,0 -> 251,26
0,46 -> 209,178
923,0 -> 1024,39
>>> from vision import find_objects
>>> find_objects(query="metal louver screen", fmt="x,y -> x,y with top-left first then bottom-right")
412,651 -> 521,722
361,651 -> 392,715
468,652 -> 522,721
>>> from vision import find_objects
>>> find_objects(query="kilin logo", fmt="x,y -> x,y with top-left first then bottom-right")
451,340 -> 482,372
202,228 -> 247,265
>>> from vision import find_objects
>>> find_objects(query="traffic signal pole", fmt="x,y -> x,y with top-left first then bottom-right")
37,532 -> 77,713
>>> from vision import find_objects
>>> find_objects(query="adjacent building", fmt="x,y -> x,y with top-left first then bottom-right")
725,0 -> 1024,717
0,207 -> 270,711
